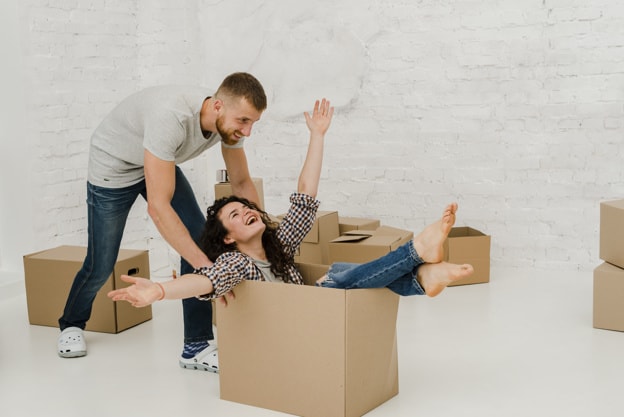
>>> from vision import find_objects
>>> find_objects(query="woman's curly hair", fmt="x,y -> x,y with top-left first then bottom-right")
200,195 -> 296,281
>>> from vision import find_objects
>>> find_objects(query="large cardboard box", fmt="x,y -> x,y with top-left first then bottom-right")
328,225 -> 413,264
217,265 -> 400,417
214,177 -> 265,210
600,199 -> 624,269
444,227 -> 491,286
338,216 -> 381,235
593,262 -> 624,332
295,211 -> 340,264
23,245 -> 152,333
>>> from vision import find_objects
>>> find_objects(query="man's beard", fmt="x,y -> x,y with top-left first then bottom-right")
216,117 -> 241,146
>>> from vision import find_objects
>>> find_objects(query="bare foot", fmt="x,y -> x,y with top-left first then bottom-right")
416,262 -> 474,297
316,274 -> 328,285
412,203 -> 458,263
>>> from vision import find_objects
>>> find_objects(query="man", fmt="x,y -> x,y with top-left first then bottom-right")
57,72 -> 267,373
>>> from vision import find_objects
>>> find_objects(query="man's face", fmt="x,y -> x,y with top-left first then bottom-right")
215,97 -> 263,146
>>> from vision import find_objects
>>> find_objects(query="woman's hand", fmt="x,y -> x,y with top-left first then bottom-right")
107,275 -> 163,308
304,98 -> 334,136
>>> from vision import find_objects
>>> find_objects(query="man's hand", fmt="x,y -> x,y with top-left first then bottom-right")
216,290 -> 236,307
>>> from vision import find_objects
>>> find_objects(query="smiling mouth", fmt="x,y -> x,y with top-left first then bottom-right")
245,216 -> 258,225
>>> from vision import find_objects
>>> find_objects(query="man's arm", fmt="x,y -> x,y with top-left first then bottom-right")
221,146 -> 260,205
144,149 -> 212,269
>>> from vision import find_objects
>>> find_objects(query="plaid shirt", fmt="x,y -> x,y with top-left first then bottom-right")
195,193 -> 320,300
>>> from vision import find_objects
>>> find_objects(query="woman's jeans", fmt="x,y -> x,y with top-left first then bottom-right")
59,167 -> 214,343
319,241 -> 427,296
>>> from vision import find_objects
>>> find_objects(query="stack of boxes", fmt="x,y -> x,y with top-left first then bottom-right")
594,200 -> 624,331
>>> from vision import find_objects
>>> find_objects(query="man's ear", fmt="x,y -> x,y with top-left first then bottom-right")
213,98 -> 223,113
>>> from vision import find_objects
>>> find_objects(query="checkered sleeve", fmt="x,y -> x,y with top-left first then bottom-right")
193,252 -> 261,300
277,193 -> 320,258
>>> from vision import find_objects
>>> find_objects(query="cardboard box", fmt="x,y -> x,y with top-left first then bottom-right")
296,262 -> 330,286
444,227 -> 491,286
328,225 -> 413,264
214,177 -> 265,210
600,199 -> 624,269
216,267 -> 399,417
338,216 -> 381,235
23,245 -> 152,333
295,211 -> 340,264
593,262 -> 624,332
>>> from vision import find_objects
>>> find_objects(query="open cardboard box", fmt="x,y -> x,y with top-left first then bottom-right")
444,227 -> 491,286
216,263 -> 400,417
23,245 -> 152,333
328,225 -> 413,264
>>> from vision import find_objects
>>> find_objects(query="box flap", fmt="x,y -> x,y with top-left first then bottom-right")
447,226 -> 486,238
338,217 -> 381,234
331,230 -> 375,243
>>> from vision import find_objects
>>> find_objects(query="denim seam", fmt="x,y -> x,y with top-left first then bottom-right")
408,240 -> 425,265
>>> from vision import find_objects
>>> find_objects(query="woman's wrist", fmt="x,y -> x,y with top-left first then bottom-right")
155,282 -> 165,301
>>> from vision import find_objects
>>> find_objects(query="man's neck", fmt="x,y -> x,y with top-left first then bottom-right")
200,97 -> 216,136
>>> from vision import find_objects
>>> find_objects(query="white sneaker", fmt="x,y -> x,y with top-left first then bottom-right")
58,327 -> 87,358
179,344 -> 219,373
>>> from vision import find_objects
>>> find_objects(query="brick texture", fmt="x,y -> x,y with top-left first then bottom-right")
9,0 -> 624,276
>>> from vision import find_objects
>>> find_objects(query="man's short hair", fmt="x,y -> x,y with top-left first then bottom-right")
215,72 -> 267,112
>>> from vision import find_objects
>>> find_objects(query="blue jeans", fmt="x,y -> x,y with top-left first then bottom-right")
59,167 -> 214,343
319,241 -> 426,296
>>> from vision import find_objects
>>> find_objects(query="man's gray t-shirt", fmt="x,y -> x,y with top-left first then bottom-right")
87,85 -> 244,188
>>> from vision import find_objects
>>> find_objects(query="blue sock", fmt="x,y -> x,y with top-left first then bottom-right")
182,341 -> 210,359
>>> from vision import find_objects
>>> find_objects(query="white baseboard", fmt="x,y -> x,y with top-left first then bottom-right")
0,271 -> 24,300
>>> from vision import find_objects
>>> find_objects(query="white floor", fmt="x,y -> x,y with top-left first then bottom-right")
1,266 -> 623,417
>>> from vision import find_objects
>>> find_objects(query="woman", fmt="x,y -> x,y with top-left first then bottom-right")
108,98 -> 473,309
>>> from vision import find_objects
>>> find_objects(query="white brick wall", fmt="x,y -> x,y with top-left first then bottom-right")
4,0 -> 624,280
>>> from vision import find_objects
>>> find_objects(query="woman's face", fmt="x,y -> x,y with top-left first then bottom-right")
218,201 -> 266,245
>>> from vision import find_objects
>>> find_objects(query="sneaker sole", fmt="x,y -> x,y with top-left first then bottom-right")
179,362 -> 219,373
58,350 -> 87,358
